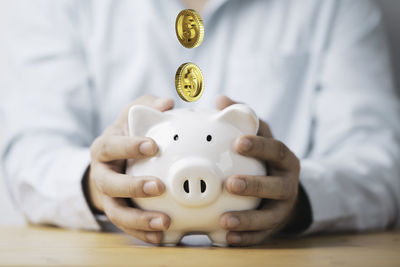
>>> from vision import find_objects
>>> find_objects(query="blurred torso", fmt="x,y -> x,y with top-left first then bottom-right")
80,0 -> 328,157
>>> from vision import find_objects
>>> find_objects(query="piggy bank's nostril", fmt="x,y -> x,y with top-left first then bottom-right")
183,179 -> 206,194
183,179 -> 189,193
200,179 -> 206,193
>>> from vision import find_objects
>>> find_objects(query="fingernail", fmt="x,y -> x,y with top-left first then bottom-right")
139,141 -> 156,156
149,217 -> 164,230
143,181 -> 160,195
231,178 -> 246,193
238,138 -> 252,152
227,216 -> 240,228
230,234 -> 242,244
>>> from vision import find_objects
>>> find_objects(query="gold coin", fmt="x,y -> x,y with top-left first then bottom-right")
175,63 -> 204,102
175,9 -> 204,48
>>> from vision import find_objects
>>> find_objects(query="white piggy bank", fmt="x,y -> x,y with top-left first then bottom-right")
126,104 -> 266,245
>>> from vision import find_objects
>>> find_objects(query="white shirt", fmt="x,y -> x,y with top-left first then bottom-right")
1,0 -> 399,233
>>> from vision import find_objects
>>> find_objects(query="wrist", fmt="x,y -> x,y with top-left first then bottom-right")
280,182 -> 312,235
82,165 -> 104,214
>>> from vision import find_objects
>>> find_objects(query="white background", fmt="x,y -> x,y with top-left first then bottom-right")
0,0 -> 400,225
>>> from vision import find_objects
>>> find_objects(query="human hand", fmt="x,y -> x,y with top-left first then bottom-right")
216,95 -> 301,246
87,95 -> 174,244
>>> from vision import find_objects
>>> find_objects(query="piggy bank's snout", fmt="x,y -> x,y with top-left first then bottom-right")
169,158 -> 222,207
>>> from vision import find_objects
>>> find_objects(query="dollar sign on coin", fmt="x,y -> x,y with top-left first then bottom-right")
175,63 -> 204,102
176,9 -> 204,48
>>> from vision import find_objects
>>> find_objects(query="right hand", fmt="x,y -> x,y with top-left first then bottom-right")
87,95 -> 174,244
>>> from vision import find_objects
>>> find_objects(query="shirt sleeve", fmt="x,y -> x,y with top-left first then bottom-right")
0,0 -> 100,230
301,0 -> 400,234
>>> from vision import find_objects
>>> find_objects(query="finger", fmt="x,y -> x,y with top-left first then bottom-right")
235,135 -> 299,171
225,175 -> 295,200
220,203 -> 288,231
103,197 -> 170,231
91,135 -> 157,162
257,120 -> 273,138
122,228 -> 163,245
215,95 -> 238,110
117,95 -> 175,125
92,164 -> 165,198
226,231 -> 270,247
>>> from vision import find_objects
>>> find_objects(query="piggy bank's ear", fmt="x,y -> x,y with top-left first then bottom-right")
215,104 -> 259,134
128,105 -> 166,136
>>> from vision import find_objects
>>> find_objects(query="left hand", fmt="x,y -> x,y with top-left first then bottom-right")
216,95 -> 300,246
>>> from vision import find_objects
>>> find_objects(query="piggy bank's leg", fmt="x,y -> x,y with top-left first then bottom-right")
208,230 -> 228,247
162,231 -> 183,246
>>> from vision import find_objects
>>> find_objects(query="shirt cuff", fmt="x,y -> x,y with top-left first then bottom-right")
299,159 -> 343,235
71,149 -> 100,231
69,147 -> 101,231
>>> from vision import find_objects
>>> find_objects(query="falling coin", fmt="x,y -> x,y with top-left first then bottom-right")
175,9 -> 204,49
175,62 -> 204,102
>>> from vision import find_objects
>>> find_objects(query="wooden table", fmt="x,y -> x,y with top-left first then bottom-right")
0,226 -> 399,267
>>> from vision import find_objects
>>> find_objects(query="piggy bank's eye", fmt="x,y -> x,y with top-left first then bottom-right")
206,135 -> 212,142
173,134 -> 179,141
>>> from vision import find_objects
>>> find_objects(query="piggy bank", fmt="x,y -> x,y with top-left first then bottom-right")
126,104 -> 266,245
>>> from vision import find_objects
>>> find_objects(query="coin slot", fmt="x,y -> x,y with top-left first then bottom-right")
183,180 -> 189,193
206,135 -> 212,142
200,179 -> 206,193
174,134 -> 179,141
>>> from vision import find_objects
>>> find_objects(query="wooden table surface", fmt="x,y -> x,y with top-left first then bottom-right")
0,226 -> 399,267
